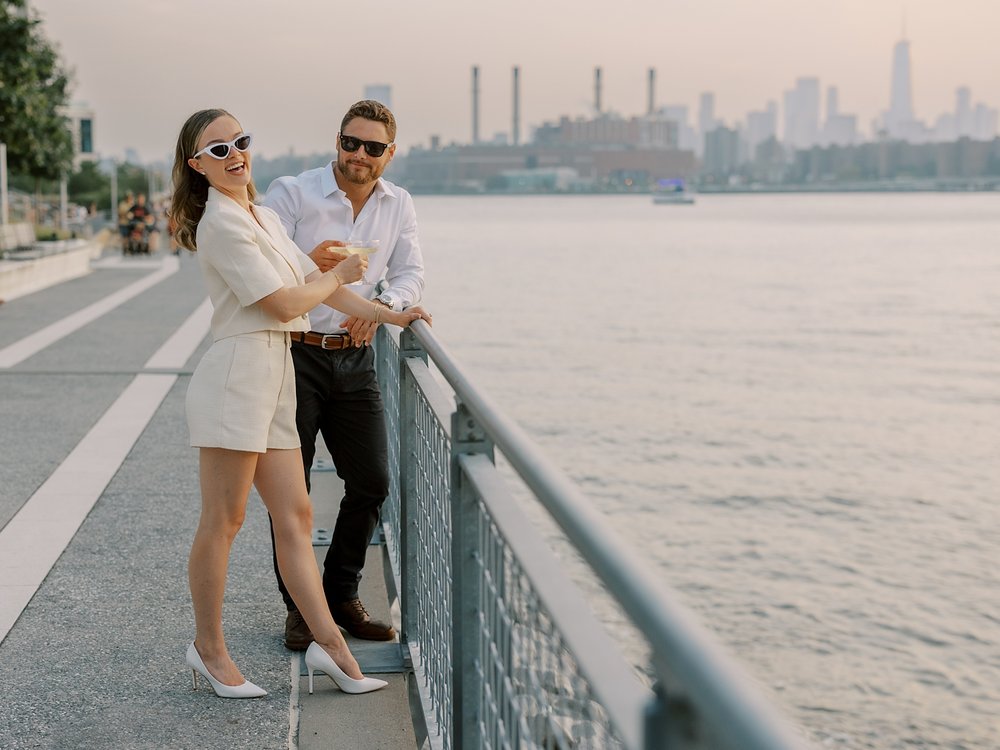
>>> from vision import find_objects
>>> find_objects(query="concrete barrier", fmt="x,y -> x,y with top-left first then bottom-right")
0,230 -> 108,302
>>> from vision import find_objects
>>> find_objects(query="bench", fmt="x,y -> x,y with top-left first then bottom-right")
0,223 -> 36,257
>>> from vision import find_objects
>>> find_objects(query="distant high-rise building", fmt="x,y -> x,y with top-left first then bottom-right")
880,37 -> 930,141
745,101 -> 778,157
826,86 -> 839,120
887,40 -> 914,132
363,84 -> 392,110
703,125 -> 739,177
933,86 -> 998,142
972,103 -> 998,141
824,114 -> 858,147
821,86 -> 857,146
60,102 -> 97,165
697,92 -> 716,156
955,86 -> 972,137
660,105 -> 697,151
783,77 -> 820,149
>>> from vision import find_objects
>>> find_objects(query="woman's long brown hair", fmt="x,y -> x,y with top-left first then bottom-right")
169,109 -> 257,251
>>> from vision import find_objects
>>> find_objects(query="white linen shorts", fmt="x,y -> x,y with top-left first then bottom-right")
186,330 -> 300,453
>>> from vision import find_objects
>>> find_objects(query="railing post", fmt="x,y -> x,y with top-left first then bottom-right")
645,676 -> 702,750
451,398 -> 494,750
397,328 -> 427,639
1,143 -> 8,225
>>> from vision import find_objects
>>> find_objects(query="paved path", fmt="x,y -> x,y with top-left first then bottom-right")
0,250 -> 417,750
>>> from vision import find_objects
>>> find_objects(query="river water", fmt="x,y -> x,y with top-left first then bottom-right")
412,192 -> 999,749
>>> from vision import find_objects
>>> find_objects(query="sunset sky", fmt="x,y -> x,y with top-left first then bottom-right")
28,0 -> 1000,162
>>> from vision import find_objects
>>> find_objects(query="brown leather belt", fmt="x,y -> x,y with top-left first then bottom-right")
289,331 -> 353,350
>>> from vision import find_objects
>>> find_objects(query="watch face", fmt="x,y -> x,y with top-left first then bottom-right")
377,295 -> 394,309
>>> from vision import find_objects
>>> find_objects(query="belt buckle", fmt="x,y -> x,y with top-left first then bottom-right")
320,334 -> 342,350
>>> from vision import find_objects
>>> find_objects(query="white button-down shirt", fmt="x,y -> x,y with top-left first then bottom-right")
262,164 -> 425,334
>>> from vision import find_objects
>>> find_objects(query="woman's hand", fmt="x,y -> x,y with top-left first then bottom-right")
331,253 -> 367,284
309,240 -> 348,273
390,305 -> 433,328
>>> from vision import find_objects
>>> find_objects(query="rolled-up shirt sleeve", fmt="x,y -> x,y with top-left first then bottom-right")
382,192 -> 425,309
198,214 -> 284,307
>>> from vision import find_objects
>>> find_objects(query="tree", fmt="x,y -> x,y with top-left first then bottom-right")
67,160 -> 108,208
0,0 -> 74,181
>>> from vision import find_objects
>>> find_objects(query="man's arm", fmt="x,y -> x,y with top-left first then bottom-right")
380,193 -> 425,310
342,193 -> 426,347
260,177 -> 299,240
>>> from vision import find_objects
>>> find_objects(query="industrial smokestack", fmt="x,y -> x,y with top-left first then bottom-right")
648,68 -> 656,115
472,66 -> 480,144
594,67 -> 602,114
512,66 -> 521,146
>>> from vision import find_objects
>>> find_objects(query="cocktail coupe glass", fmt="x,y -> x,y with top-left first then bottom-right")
345,239 -> 379,285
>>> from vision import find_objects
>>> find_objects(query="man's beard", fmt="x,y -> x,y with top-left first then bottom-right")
336,157 -> 384,185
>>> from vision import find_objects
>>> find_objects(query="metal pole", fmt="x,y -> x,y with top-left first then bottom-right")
59,175 -> 68,233
1,143 -> 8,225
648,68 -> 656,115
397,329 -> 427,638
512,66 -> 520,146
595,67 -> 602,115
109,160 -> 117,225
450,400 -> 493,750
471,66 -> 480,145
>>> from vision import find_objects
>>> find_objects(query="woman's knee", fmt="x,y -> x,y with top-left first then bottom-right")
200,506 -> 246,540
273,497 -> 313,536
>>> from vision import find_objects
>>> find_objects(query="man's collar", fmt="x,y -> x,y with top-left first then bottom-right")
324,163 -> 397,200
321,163 -> 340,197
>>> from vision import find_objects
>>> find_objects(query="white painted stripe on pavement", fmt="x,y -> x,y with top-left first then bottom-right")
288,654 -> 301,750
91,256 -> 164,270
144,296 -> 212,370
0,254 -> 180,369
0,373 -> 176,644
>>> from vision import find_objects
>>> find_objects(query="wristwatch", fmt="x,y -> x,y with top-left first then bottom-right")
375,293 -> 394,310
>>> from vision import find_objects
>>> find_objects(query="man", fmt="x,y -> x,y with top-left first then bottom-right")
263,100 -> 425,648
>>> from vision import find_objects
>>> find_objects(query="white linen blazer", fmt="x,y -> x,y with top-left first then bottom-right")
195,187 -> 318,341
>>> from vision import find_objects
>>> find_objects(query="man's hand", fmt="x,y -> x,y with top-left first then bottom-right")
345,314 -> 380,347
309,240 -> 348,273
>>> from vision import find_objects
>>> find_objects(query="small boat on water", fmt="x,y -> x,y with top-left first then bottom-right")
652,178 -> 696,205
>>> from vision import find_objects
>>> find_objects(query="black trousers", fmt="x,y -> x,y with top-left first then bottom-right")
270,341 -> 389,610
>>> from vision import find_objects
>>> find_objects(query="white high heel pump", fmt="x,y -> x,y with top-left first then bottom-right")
304,642 -> 388,695
186,642 -> 267,699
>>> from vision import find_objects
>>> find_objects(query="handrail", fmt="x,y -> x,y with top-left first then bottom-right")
403,319 -> 810,749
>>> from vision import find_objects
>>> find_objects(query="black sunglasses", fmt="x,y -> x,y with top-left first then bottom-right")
339,134 -> 393,158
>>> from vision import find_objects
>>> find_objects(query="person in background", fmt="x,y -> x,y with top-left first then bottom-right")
263,99 -> 426,649
117,191 -> 134,250
170,107 -> 429,699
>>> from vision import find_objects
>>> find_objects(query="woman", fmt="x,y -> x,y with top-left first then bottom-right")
170,108 -> 429,698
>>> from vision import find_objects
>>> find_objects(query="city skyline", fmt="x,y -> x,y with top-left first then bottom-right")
26,0 -> 1000,162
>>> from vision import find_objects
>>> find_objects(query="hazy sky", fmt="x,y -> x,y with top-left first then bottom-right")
29,0 -> 1000,163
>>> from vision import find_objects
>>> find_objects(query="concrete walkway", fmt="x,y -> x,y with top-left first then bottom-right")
0,248 -> 417,749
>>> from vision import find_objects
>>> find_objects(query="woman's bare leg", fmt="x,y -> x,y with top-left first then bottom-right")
254,447 -> 364,680
189,446 -> 257,686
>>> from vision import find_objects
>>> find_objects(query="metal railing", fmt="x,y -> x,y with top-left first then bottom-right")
375,322 -> 811,750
